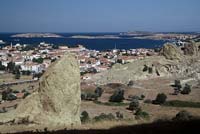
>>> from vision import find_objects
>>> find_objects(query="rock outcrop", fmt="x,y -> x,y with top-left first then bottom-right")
91,42 -> 200,85
92,56 -> 179,85
160,43 -> 183,60
0,54 -> 81,127
183,42 -> 199,56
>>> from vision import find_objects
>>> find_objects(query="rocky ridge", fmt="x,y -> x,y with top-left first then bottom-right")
91,42 -> 200,85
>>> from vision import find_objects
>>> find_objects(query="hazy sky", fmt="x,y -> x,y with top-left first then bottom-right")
0,0 -> 200,32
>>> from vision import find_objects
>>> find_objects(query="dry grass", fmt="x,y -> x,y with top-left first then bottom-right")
0,73 -> 32,83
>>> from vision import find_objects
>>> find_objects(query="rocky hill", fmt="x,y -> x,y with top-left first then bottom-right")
0,54 -> 81,130
92,42 -> 200,85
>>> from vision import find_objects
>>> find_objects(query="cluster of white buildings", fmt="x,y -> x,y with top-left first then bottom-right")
0,42 -> 157,79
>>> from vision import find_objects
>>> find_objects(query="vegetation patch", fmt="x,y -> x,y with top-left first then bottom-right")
163,100 -> 200,108
94,101 -> 129,106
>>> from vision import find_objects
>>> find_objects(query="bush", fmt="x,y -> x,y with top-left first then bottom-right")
181,84 -> 191,94
163,100 -> 200,108
95,87 -> 103,97
174,80 -> 182,90
153,93 -> 167,105
116,111 -> 123,119
140,94 -> 145,100
143,65 -> 148,72
109,88 -> 124,102
93,113 -> 115,122
81,92 -> 98,101
81,93 -> 87,100
172,110 -> 193,121
23,92 -> 30,99
128,95 -> 145,101
81,111 -> 90,123
127,80 -> 134,87
94,101 -> 129,106
128,95 -> 140,101
148,67 -> 153,74
32,57 -> 44,64
129,99 -> 139,111
7,93 -> 17,101
135,108 -> 150,120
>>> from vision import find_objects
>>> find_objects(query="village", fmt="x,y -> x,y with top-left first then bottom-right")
0,42 -> 157,80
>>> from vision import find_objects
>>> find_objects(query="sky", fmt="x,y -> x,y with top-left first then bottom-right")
0,0 -> 200,33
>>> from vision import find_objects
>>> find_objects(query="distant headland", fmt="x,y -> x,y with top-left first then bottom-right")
11,33 -> 63,38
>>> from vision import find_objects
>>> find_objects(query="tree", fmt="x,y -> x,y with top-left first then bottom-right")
2,90 -> 8,100
129,99 -> 140,111
148,67 -> 153,74
174,80 -> 182,90
7,61 -> 15,73
143,65 -> 148,72
0,61 -> 6,71
181,84 -> 191,94
153,93 -> 167,104
6,93 -> 17,101
32,57 -> 44,64
2,88 -> 12,100
109,88 -> 124,102
81,111 -> 90,123
15,69 -> 21,79
95,87 -> 103,97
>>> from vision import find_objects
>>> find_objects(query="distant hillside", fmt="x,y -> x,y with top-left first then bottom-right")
11,33 -> 63,38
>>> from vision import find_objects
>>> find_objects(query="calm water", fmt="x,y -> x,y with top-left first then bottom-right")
0,33 -> 166,51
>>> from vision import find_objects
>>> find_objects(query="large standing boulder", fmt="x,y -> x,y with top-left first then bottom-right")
160,43 -> 183,60
0,54 -> 81,127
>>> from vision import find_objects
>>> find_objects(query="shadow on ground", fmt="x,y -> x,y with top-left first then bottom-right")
2,120 -> 200,134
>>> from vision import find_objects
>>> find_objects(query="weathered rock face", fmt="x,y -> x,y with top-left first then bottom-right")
92,56 -> 180,85
0,54 -> 81,127
160,43 -> 183,60
184,42 -> 199,56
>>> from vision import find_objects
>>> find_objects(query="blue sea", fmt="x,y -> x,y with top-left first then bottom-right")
0,33 -> 166,51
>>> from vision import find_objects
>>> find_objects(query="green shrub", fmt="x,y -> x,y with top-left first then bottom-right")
163,100 -> 200,108
109,88 -> 124,102
135,108 -> 150,120
81,92 -> 98,101
94,101 -> 129,106
140,94 -> 145,100
181,84 -> 191,94
23,92 -> 30,99
174,80 -> 182,90
7,93 -> 17,101
81,93 -> 87,100
143,65 -> 148,72
128,95 -> 140,101
148,67 -> 153,74
153,93 -> 167,105
95,87 -> 103,97
116,111 -> 123,119
172,110 -> 193,121
93,113 -> 115,122
129,99 -> 139,111
81,111 -> 90,123
127,80 -> 134,87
